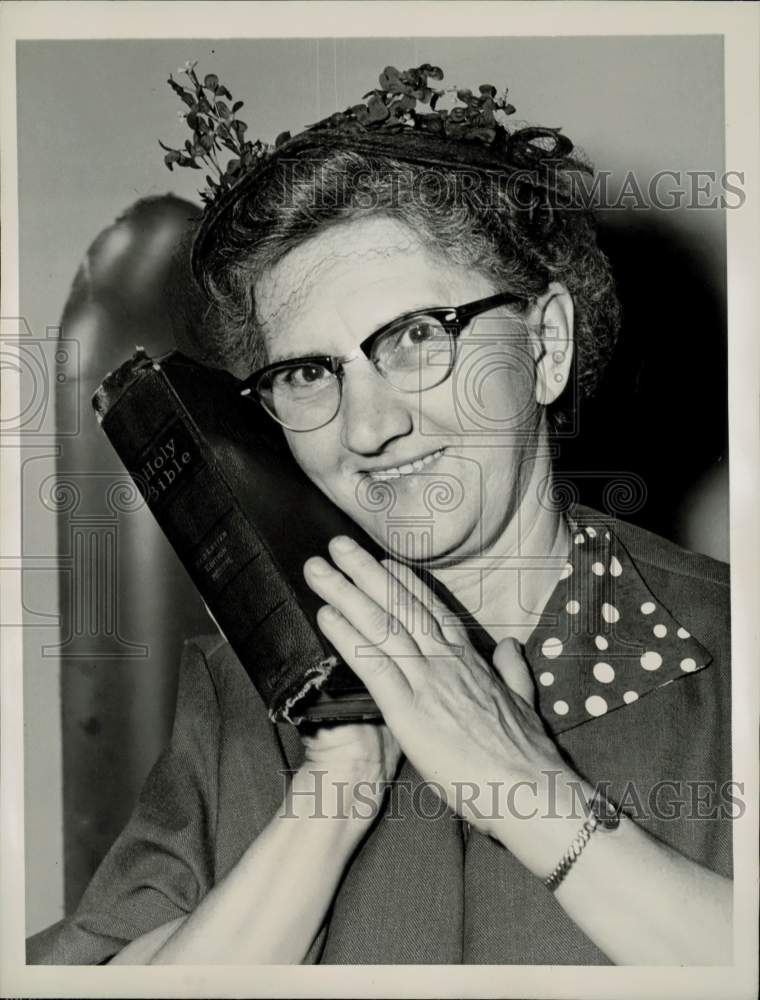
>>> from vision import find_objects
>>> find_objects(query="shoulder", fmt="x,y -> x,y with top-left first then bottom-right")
613,517 -> 729,623
178,632 -> 274,727
573,503 -> 729,588
611,516 -> 729,590
573,504 -> 730,648
181,631 -> 251,685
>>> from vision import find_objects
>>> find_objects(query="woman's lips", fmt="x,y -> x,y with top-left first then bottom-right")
365,447 -> 446,481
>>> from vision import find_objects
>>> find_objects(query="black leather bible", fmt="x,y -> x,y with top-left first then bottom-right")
93,349 -> 382,725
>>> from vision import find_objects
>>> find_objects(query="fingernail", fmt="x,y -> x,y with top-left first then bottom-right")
331,535 -> 356,553
306,557 -> 333,577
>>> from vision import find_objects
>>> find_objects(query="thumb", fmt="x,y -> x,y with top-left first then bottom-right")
492,637 -> 537,707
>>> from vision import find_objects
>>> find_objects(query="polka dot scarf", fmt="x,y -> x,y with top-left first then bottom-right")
523,518 -> 712,735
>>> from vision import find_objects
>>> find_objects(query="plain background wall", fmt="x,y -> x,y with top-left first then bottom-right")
17,35 -> 726,935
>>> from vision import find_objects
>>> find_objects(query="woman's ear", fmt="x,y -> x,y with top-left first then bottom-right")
532,282 -> 574,406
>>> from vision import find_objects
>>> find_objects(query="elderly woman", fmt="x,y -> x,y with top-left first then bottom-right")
30,63 -> 732,966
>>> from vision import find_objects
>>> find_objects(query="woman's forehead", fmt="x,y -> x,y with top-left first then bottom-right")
256,217 -> 436,319
256,217 -> 488,357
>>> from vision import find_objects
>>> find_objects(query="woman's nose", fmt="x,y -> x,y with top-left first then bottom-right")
338,360 -> 413,455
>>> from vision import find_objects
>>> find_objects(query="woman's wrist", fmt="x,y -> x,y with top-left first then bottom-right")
287,761 -> 389,833
149,764 -> 383,965
486,769 -> 603,879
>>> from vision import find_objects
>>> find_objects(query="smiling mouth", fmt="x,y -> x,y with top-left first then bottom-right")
365,447 -> 446,481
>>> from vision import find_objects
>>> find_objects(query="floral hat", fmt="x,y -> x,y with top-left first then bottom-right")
160,60 -> 586,279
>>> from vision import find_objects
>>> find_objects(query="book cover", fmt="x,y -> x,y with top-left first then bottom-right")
93,349 -> 382,725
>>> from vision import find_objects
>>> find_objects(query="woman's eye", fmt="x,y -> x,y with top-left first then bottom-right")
373,316 -> 450,373
380,319 -> 446,359
397,319 -> 442,347
292,364 -> 325,385
274,364 -> 330,391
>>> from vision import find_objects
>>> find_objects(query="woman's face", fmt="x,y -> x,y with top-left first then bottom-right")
254,216 -> 563,564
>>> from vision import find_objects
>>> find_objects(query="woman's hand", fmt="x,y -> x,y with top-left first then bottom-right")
303,535 -> 735,966
304,535 -> 578,873
298,721 -> 402,822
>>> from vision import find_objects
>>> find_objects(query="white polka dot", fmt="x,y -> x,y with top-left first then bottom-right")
585,526 -> 597,538
653,624 -> 668,638
604,531 -> 611,541
680,657 -> 697,672
640,650 -> 663,671
593,662 -> 615,684
553,700 -> 569,716
677,627 -> 691,639
592,561 -> 605,576
623,690 -> 639,704
559,561 -> 573,579
574,533 -> 585,545
602,603 -> 620,624
641,601 -> 656,615
610,556 -> 623,577
539,671 -> 555,686
542,637 -> 563,659
594,635 -> 609,651
585,695 -> 608,717
566,600 -> 580,615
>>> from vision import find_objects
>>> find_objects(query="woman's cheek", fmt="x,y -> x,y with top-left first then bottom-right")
423,347 -> 535,439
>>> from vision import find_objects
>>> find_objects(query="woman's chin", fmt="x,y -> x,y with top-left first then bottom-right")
364,515 -> 479,566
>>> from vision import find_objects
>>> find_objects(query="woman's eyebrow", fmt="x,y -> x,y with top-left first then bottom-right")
266,301 -> 448,364
262,325 -> 334,363
268,347 -> 323,362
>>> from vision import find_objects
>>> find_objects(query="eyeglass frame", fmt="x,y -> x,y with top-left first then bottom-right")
239,289 -> 527,431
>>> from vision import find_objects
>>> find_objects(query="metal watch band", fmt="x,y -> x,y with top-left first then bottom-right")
543,791 -> 622,893
543,814 -> 599,892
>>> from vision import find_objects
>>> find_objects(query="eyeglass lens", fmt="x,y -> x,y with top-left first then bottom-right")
258,314 -> 456,431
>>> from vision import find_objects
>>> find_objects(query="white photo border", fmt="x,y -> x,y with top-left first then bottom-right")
1,2 -> 757,998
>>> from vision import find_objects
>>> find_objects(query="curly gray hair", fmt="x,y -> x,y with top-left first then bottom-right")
192,144 -> 621,419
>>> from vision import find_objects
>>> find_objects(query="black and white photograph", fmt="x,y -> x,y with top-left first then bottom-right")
1,2 -> 758,997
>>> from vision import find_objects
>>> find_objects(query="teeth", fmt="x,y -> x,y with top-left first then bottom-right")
368,448 -> 444,480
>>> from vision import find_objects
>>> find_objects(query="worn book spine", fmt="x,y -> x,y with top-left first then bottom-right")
93,350 -> 380,725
